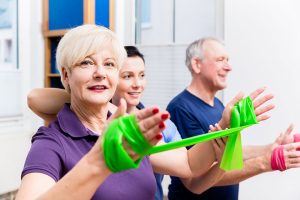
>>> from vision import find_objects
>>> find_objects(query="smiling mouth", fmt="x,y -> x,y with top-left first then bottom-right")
88,85 -> 108,90
128,92 -> 141,96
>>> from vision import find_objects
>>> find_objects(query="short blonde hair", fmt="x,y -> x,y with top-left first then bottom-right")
56,24 -> 126,88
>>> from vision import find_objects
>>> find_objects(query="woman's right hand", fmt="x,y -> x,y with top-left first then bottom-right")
104,98 -> 169,161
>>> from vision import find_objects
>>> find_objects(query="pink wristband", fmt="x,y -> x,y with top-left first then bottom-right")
271,145 -> 286,171
294,134 -> 300,151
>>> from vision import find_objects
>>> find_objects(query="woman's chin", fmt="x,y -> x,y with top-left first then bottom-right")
127,99 -> 140,107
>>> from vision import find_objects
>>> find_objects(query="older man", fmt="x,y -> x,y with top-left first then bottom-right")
166,37 -> 300,200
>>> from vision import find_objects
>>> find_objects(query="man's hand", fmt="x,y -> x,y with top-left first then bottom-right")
219,87 -> 274,129
249,87 -> 274,122
209,123 -> 227,163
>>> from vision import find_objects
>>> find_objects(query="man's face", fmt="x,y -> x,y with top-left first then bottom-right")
200,40 -> 232,91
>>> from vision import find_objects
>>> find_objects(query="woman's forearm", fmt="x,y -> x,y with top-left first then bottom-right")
181,162 -> 225,194
187,141 -> 217,177
38,147 -> 111,200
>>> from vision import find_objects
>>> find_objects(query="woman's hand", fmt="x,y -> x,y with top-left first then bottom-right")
106,98 -> 169,161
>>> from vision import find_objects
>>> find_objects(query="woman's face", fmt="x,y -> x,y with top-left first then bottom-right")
65,47 -> 119,107
115,56 -> 146,107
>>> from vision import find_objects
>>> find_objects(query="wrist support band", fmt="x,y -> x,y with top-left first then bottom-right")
271,145 -> 286,171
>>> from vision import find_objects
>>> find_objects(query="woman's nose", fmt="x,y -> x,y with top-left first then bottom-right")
93,66 -> 106,80
132,78 -> 141,87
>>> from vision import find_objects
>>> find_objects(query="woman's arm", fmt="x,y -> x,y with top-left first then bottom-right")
27,88 -> 118,123
27,88 -> 70,123
17,102 -> 168,199
16,138 -> 111,200
150,140 -> 216,178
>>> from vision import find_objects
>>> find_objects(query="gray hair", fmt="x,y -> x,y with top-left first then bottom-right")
185,37 -> 224,72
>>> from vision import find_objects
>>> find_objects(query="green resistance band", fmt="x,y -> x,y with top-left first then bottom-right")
220,96 -> 258,170
102,117 -> 142,172
103,96 -> 257,172
102,115 -> 152,172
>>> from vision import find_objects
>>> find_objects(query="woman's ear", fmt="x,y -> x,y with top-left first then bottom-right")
61,67 -> 69,84
191,57 -> 202,74
61,67 -> 71,92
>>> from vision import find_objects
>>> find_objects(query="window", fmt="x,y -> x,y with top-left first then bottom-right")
141,0 -> 151,28
134,0 -> 224,109
0,0 -> 18,71
0,0 -> 20,120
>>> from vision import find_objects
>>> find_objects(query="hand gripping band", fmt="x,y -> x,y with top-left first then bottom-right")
120,115 -> 152,156
103,96 -> 258,172
220,96 -> 258,171
102,115 -> 152,172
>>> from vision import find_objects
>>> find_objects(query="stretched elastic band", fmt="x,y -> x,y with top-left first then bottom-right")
103,96 -> 258,172
220,96 -> 258,171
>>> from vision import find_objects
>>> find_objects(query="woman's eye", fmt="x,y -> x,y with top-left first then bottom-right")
105,62 -> 115,68
123,75 -> 131,79
80,60 -> 94,67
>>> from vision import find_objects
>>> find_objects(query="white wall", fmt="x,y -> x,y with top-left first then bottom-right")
224,1 -> 300,199
140,0 -> 174,45
0,0 -> 44,194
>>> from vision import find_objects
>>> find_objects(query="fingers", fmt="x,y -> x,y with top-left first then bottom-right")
284,142 -> 300,151
138,111 -> 169,134
214,138 -> 226,149
248,87 -> 275,122
284,124 -> 294,136
209,123 -> 223,132
122,138 -> 140,161
107,98 -> 127,122
255,103 -> 275,121
285,151 -> 300,169
143,122 -> 165,145
135,106 -> 160,122
212,137 -> 226,162
252,94 -> 274,109
135,106 -> 169,144
227,91 -> 244,108
249,87 -> 266,100
286,163 -> 300,169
